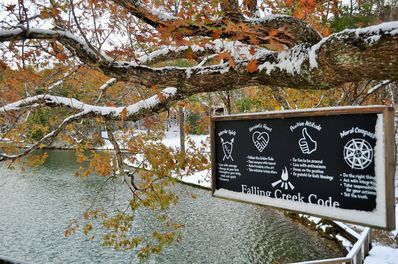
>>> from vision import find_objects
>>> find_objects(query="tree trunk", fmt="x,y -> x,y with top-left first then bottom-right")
226,90 -> 232,114
208,93 -> 213,117
179,106 -> 185,153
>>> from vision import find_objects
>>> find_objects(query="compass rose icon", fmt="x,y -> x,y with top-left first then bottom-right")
343,138 -> 374,170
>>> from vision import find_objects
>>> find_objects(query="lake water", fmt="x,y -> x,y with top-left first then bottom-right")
0,150 -> 344,263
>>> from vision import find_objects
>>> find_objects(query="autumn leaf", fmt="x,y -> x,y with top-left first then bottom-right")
216,52 -> 236,68
39,9 -> 50,19
247,60 -> 258,73
136,34 -> 145,42
249,35 -> 259,45
211,29 -> 222,40
267,29 -> 281,42
27,152 -> 48,167
51,7 -> 60,17
216,52 -> 229,62
227,57 -> 236,68
83,223 -> 93,235
173,32 -> 185,46
105,102 -> 116,107
157,91 -> 165,102
120,108 -> 128,121
185,47 -> 196,61
6,4 -> 16,12
56,53 -> 67,61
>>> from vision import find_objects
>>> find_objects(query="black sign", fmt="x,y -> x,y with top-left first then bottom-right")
211,106 -> 395,229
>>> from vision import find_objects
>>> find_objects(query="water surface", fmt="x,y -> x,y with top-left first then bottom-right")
0,151 -> 344,263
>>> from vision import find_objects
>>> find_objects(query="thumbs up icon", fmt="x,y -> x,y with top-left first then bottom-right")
299,128 -> 317,154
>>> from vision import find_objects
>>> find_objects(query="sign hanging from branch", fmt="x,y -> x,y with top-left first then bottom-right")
211,106 -> 395,230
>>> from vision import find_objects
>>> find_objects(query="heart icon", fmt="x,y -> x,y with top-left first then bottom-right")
252,131 -> 269,152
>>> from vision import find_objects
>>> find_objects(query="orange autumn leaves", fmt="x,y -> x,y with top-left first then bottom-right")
286,0 -> 317,19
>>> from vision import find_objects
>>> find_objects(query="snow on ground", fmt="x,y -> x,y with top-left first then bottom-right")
151,127 -> 211,188
364,245 -> 398,264
101,126 -> 211,189
99,131 -> 113,150
392,207 -> 398,237
392,173 -> 398,237
174,169 -> 211,189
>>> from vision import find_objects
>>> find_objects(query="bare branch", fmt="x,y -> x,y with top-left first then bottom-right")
105,121 -> 139,192
69,0 -> 105,60
48,67 -> 80,90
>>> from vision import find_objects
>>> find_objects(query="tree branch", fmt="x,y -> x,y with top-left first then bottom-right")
97,78 -> 117,103
48,66 -> 80,90
0,28 -> 111,64
0,111 -> 87,162
0,87 -> 185,163
0,88 -> 183,121
112,0 -> 321,47
111,0 -> 179,28
105,121 -> 139,192
2,22 -> 398,92
101,22 -> 398,91
367,80 -> 393,94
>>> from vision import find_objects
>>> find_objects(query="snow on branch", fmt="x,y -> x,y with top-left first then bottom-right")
367,80 -> 393,94
0,87 -> 180,121
0,87 -> 182,162
99,78 -> 117,90
105,21 -> 398,91
261,22 -> 398,75
309,21 -> 398,69
1,22 -> 398,91
97,78 -> 117,102
0,28 -> 112,64
112,0 -> 320,47
137,39 -> 270,65
0,111 -> 87,162
111,0 -> 178,28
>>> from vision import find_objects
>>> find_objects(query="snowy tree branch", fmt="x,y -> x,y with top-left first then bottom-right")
101,22 -> 398,91
0,111 -> 87,162
0,88 -> 183,121
0,28 -> 111,64
111,0 -> 321,47
97,78 -> 117,103
1,22 -> 398,92
367,80 -> 393,94
0,87 -> 184,162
